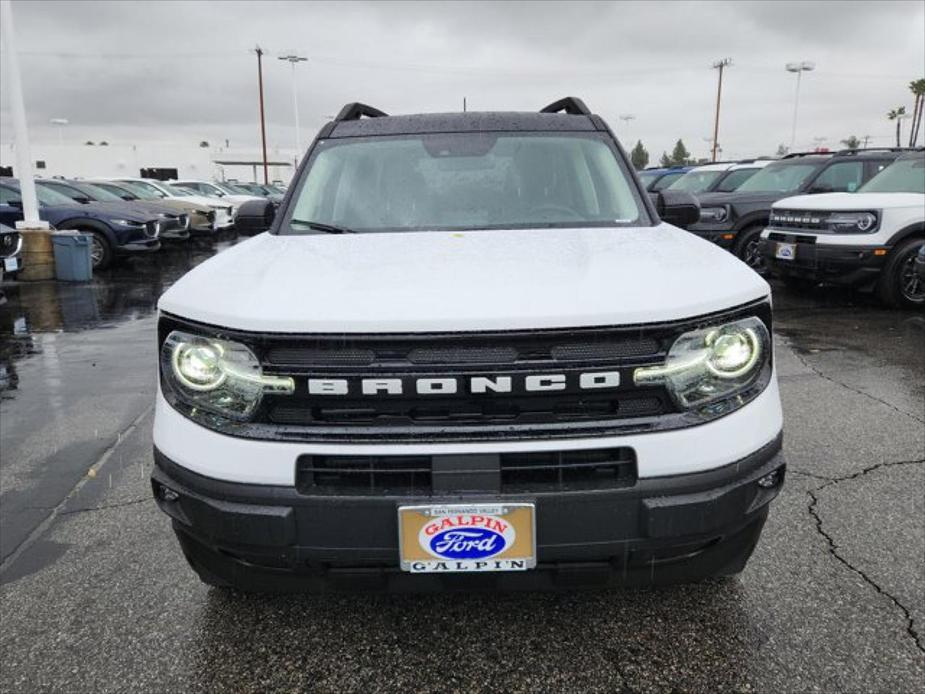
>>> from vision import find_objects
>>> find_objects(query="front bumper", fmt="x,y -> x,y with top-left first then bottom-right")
151,433 -> 784,590
760,235 -> 887,287
161,228 -> 191,241
119,239 -> 161,253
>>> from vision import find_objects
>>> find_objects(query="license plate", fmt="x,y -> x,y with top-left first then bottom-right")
776,242 -> 796,260
398,503 -> 536,573
3,257 -> 19,272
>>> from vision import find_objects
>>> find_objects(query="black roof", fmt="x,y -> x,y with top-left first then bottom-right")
328,111 -> 600,138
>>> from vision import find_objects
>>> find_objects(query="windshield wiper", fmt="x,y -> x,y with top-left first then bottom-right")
290,219 -> 356,234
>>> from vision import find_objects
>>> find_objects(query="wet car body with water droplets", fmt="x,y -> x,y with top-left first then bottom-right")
151,98 -> 785,591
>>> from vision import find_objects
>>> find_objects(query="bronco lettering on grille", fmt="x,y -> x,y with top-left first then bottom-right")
305,371 -> 622,396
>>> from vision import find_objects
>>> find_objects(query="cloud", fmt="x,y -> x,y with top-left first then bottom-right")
1,0 -> 922,159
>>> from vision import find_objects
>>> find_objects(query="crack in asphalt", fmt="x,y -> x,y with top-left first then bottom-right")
805,458 -> 925,656
58,497 -> 151,516
789,347 -> 925,424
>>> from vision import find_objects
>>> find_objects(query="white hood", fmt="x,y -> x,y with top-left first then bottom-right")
158,225 -> 769,333
775,192 -> 925,211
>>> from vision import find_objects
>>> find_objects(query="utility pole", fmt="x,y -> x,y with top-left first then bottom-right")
278,52 -> 307,167
862,134 -> 871,149
786,61 -> 815,151
619,114 -> 636,137
463,97 -> 467,112
710,59 -> 732,162
255,46 -> 269,184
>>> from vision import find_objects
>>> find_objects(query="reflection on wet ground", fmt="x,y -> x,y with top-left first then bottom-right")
0,236 -> 243,400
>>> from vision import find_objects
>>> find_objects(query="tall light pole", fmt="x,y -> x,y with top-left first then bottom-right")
711,58 -> 732,162
787,61 -> 815,151
278,52 -> 307,167
50,117 -> 68,145
254,46 -> 269,184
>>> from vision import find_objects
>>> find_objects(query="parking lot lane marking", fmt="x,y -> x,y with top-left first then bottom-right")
0,404 -> 154,576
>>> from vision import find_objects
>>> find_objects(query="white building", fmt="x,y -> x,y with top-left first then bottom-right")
0,141 -> 297,184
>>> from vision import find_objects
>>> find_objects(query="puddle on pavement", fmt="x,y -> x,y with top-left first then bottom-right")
0,236 -> 243,400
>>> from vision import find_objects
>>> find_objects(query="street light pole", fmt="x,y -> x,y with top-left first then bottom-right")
278,52 -> 307,167
50,118 -> 68,145
787,61 -> 815,151
254,46 -> 269,184
711,58 -> 732,162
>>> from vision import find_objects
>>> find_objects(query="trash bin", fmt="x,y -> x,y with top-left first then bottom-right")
52,231 -> 93,282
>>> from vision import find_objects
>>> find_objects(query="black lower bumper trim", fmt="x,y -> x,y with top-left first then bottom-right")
760,237 -> 887,286
151,434 -> 784,591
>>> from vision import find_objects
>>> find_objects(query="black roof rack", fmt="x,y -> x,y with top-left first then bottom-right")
539,97 -> 592,116
781,151 -> 835,159
833,146 -> 922,156
334,102 -> 388,122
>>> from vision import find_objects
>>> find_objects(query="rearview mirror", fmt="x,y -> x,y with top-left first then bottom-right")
235,198 -> 275,235
651,190 -> 700,228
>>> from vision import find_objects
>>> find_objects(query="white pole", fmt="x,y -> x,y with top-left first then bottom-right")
291,61 -> 301,165
0,0 -> 44,227
789,70 -> 802,151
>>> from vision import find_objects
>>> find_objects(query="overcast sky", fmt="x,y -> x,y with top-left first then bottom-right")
1,0 -> 923,160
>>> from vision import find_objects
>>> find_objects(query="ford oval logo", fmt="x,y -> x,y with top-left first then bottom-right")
419,513 -> 516,561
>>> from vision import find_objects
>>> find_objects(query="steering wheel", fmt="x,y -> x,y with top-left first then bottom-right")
530,203 -> 583,220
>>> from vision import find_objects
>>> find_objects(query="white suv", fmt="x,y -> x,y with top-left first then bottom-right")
761,150 -> 925,308
151,98 -> 785,592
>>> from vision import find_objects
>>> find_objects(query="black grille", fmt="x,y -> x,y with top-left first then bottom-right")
769,210 -> 827,231
295,448 -> 637,495
144,221 -> 159,238
159,300 -> 772,443
0,231 -> 20,257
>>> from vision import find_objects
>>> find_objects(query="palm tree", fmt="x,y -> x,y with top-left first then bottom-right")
908,78 -> 925,147
887,107 -> 907,147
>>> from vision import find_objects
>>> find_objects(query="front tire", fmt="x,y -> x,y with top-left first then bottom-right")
734,225 -> 767,274
876,238 -> 925,309
86,230 -> 113,271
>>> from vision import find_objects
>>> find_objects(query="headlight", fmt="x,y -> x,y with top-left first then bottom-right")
634,316 -> 770,410
161,330 -> 294,420
826,211 -> 878,233
109,218 -> 145,228
699,206 -> 729,223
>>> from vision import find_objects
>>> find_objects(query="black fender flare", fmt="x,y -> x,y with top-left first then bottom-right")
886,222 -> 925,247
734,212 -> 770,233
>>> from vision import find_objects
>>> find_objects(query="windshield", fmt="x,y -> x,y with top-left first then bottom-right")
215,183 -> 248,195
93,182 -> 135,199
715,168 -> 759,192
71,182 -> 123,202
667,170 -> 723,193
32,184 -> 77,206
163,184 -> 193,197
119,181 -> 165,199
285,133 -> 646,234
735,162 -> 820,193
858,157 -> 925,194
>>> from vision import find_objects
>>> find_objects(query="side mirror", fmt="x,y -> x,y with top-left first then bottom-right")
8,199 -> 23,209
809,182 -> 833,194
75,196 -> 91,204
652,190 -> 700,228
235,198 -> 275,235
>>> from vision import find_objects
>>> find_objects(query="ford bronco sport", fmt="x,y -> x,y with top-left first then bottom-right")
760,149 -> 925,308
687,149 -> 904,272
152,98 -> 785,591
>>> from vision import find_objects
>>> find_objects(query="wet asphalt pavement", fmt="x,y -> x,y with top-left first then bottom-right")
0,237 -> 923,693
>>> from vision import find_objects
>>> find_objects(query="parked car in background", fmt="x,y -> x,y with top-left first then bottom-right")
685,149 -> 905,271
38,179 -> 191,241
0,178 -> 160,270
89,180 -> 218,234
171,179 -> 263,208
1,221 -> 23,279
667,160 -> 773,195
760,150 -> 925,308
108,178 -> 235,231
637,166 -> 694,192
227,181 -> 284,202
